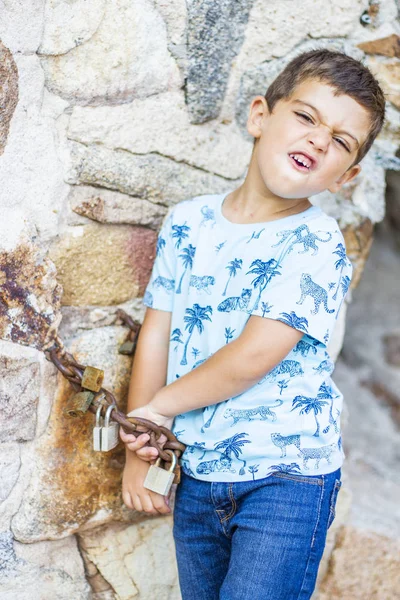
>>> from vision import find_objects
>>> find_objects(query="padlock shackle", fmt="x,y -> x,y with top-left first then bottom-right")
95,404 -> 103,426
104,403 -> 116,427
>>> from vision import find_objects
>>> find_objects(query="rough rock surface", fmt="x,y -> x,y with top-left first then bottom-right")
49,223 -> 157,306
0,242 -> 62,350
67,91 -> 252,179
40,0 -> 182,105
0,41 -> 18,155
367,56 -> 400,109
0,532 -> 91,600
0,343 -> 41,442
11,327 -> 139,542
66,141 -> 239,205
318,527 -> 400,600
186,0 -> 255,123
79,519 -> 180,600
69,186 -> 168,229
39,0 -> 107,56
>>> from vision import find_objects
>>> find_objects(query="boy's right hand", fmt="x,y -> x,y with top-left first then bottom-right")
122,450 -> 171,515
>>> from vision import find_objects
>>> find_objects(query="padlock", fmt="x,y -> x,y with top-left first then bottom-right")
143,450 -> 177,496
63,391 -> 94,418
81,366 -> 104,392
101,404 -> 120,451
173,462 -> 181,484
93,404 -> 103,451
118,340 -> 136,355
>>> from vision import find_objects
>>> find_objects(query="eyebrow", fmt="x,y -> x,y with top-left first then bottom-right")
292,100 -> 360,149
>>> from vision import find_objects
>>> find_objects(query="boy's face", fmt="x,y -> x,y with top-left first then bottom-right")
247,79 -> 372,200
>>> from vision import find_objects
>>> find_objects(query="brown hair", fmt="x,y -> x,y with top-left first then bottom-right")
262,48 -> 386,167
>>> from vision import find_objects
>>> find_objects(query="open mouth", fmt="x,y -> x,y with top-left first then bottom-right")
288,154 -> 314,172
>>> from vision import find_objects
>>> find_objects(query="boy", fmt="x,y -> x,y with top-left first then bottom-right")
120,49 -> 385,599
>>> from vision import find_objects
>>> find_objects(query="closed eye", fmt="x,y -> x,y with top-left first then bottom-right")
334,138 -> 350,152
295,111 -> 313,123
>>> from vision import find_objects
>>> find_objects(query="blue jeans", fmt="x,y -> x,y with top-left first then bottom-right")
173,469 -> 341,600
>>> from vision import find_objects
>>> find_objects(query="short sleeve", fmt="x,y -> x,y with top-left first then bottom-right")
250,228 -> 353,346
143,210 -> 177,312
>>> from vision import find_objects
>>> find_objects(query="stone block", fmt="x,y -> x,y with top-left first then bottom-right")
318,526 -> 400,600
0,54 -> 70,241
367,56 -> 400,109
0,342 -> 42,442
49,223 -> 157,306
58,299 -> 145,341
0,41 -> 18,156
0,444 -> 20,504
11,326 -> 139,542
342,220 -> 374,289
79,519 -> 180,600
66,141 -> 238,206
39,0 -> 107,56
67,91 -> 252,179
69,186 -> 167,229
0,241 -> 62,350
40,0 -> 182,105
358,33 -> 400,58
0,532 -> 91,600
186,0 -> 254,123
0,2 -> 44,54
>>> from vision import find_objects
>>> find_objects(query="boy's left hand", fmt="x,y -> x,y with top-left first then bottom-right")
120,404 -> 174,461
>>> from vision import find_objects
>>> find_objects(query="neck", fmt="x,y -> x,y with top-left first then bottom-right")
223,147 -> 312,225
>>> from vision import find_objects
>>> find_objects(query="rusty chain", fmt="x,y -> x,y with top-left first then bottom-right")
44,310 -> 185,465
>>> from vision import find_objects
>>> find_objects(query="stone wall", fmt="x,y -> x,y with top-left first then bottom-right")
0,1 -> 399,598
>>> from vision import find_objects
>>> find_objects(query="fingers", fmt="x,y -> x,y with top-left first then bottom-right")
122,489 -> 133,510
120,430 -> 150,452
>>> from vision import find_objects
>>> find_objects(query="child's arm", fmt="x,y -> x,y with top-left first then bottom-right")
121,307 -> 173,515
128,314 -> 303,460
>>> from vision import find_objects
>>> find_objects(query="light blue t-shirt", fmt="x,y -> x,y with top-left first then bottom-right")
143,192 -> 353,482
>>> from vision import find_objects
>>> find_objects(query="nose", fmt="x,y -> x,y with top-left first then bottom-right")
307,126 -> 331,152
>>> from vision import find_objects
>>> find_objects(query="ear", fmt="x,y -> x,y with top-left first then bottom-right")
247,96 -> 270,140
328,163 -> 361,193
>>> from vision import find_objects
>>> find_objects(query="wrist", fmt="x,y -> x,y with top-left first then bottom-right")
148,391 -> 173,420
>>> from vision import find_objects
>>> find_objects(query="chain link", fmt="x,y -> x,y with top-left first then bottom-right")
44,310 -> 185,463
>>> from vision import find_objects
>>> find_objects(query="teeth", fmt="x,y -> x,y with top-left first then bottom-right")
290,154 -> 312,169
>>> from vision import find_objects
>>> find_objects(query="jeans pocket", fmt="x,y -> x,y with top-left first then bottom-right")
327,479 -> 342,529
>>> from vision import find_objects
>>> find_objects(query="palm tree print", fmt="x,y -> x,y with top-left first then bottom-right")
277,379 -> 289,395
176,244 -> 196,294
171,222 -> 190,249
222,258 -> 242,296
261,301 -> 273,317
214,433 -> 251,476
247,258 -> 281,311
269,463 -> 301,474
332,243 -> 349,300
170,328 -> 183,351
319,383 -> 340,434
224,327 -> 235,344
191,347 -> 200,361
156,236 -> 166,256
248,464 -> 260,480
180,304 -> 212,366
278,311 -> 309,333
291,394 -> 329,437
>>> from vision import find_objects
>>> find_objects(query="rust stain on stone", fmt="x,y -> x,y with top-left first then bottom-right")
358,34 -> 400,59
126,226 -> 157,295
342,220 -> 374,289
34,336 -> 134,536
0,244 -> 62,349
72,195 -> 106,223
